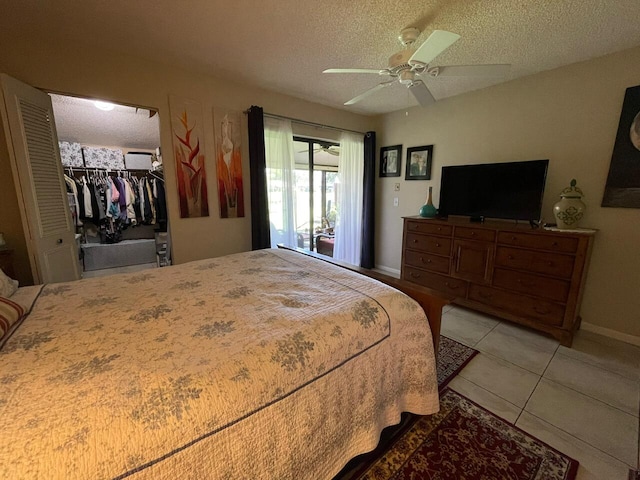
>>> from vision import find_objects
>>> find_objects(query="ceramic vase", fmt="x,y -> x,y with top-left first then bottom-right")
553,179 -> 585,229
419,186 -> 438,218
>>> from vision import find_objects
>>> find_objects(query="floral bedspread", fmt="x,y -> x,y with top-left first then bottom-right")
0,249 -> 438,479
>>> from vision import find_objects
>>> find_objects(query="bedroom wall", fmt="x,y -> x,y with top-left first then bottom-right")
0,37 -> 374,279
374,45 -> 640,340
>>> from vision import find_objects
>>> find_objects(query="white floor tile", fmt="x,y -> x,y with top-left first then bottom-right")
544,352 -> 640,417
493,321 -> 560,351
458,353 -> 540,407
447,376 -> 521,423
516,411 -> 632,480
524,378 -> 638,467
559,330 -> 640,381
474,326 -> 557,375
440,310 -> 498,347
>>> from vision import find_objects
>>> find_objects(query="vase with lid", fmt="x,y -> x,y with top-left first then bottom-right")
553,179 -> 585,229
419,186 -> 438,218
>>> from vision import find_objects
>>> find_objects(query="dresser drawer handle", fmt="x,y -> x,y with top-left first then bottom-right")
412,239 -> 418,243
437,227 -> 442,231
507,255 -> 514,260
410,272 -> 421,279
478,291 -> 492,299
551,241 -> 558,247
444,282 -> 459,290
470,231 -> 476,236
420,257 -> 432,264
547,261 -> 554,266
533,306 -> 550,315
412,224 -> 418,229
435,242 -> 441,247
511,236 -> 517,241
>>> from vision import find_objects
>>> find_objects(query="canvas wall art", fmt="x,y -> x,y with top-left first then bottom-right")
602,84 -> 640,208
213,108 -> 244,218
169,96 -> 209,218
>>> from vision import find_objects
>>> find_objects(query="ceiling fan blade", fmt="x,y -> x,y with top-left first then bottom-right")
344,81 -> 395,105
436,64 -> 511,77
409,30 -> 461,66
409,81 -> 436,107
323,68 -> 382,74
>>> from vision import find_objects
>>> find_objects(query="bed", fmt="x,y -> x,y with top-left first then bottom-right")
0,248 -> 444,479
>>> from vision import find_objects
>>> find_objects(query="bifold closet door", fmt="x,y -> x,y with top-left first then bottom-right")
0,73 -> 79,284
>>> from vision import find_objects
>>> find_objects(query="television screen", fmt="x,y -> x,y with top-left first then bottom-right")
438,159 -> 549,221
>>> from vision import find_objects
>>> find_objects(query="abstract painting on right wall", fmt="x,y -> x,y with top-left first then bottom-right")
602,84 -> 640,208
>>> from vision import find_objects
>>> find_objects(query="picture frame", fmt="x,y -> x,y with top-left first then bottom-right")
405,145 -> 433,180
379,145 -> 402,177
602,84 -> 640,208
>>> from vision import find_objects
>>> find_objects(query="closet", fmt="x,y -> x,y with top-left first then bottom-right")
52,94 -> 170,278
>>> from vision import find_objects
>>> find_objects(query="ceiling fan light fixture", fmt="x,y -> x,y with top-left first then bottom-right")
399,69 -> 415,85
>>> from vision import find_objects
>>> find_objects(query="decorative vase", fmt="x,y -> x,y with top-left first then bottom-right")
419,186 -> 438,218
553,179 -> 585,229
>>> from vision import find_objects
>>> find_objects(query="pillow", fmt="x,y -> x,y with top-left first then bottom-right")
0,296 -> 24,344
0,269 -> 18,297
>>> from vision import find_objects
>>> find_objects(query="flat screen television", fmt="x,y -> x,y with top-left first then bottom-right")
438,159 -> 549,222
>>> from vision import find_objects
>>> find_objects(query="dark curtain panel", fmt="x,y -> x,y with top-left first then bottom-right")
360,131 -> 376,268
247,105 -> 271,250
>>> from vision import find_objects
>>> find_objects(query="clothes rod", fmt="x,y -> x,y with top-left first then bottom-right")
244,110 -> 366,136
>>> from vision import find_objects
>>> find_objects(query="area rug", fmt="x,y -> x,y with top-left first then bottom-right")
437,335 -> 478,390
335,336 -> 579,480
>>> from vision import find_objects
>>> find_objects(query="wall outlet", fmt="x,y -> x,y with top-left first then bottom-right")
393,197 -> 399,207
394,183 -> 400,191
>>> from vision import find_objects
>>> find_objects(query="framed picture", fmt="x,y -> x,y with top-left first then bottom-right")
602,84 -> 640,208
379,145 -> 402,177
405,145 -> 433,180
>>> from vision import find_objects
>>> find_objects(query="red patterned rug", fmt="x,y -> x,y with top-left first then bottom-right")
335,336 -> 579,480
436,335 -> 478,390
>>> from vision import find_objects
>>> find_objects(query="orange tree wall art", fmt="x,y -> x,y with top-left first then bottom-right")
169,96 -> 209,218
214,108 -> 244,218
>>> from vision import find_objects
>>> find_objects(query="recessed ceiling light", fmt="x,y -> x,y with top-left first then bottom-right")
94,100 -> 115,111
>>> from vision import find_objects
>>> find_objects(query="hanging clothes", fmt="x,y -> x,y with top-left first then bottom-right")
63,174 -> 82,227
81,176 -> 93,219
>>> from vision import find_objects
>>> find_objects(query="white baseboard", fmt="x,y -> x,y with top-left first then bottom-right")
581,322 -> 640,347
373,265 -> 401,279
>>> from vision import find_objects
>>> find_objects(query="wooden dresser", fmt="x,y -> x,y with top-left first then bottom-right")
401,217 -> 595,346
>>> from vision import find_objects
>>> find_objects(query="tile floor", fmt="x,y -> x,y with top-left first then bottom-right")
441,305 -> 640,480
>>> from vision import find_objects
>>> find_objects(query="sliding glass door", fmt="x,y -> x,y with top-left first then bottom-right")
293,137 -> 339,253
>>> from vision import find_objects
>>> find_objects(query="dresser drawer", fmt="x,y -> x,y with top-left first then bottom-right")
403,266 -> 468,297
493,268 -> 570,303
404,249 -> 450,274
405,233 -> 452,256
495,247 -> 574,278
469,285 -> 565,326
406,220 -> 453,237
497,232 -> 578,253
454,226 -> 496,242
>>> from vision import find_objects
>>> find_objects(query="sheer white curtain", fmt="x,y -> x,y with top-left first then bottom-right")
264,117 -> 297,248
333,132 -> 364,265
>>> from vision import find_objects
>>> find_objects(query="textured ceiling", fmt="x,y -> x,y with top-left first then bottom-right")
50,94 -> 160,150
3,0 -> 640,115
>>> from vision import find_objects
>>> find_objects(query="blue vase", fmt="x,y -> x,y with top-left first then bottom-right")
419,187 -> 438,218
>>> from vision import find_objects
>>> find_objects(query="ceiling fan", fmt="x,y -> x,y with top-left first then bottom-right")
324,28 -> 510,107
298,145 -> 340,156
